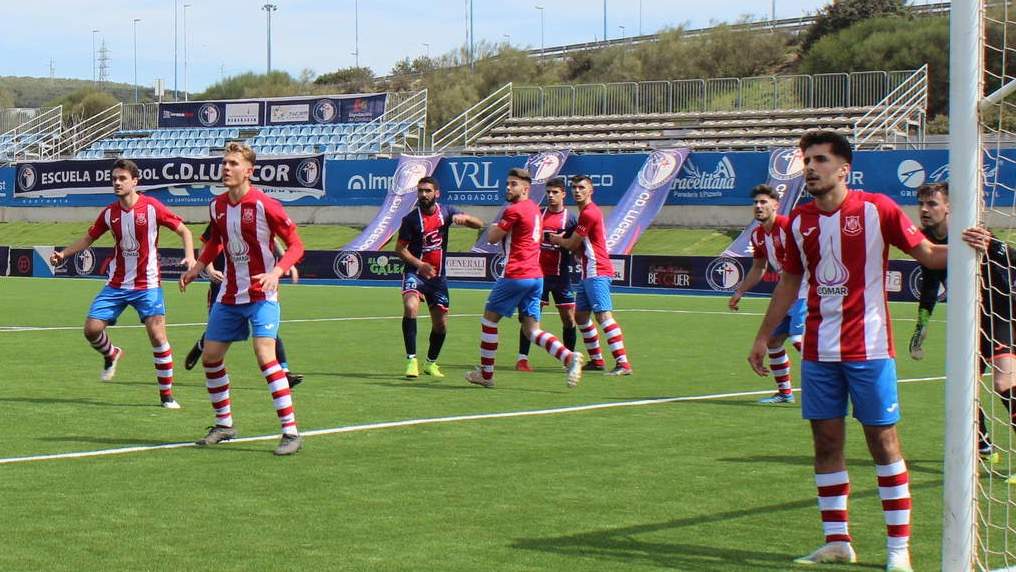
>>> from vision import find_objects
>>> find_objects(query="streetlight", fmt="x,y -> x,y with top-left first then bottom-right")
183,4 -> 190,101
503,33 -> 511,47
353,0 -> 359,67
262,3 -> 277,73
91,29 -> 99,83
422,42 -> 429,58
132,18 -> 141,102
173,0 -> 178,100
535,5 -> 544,55
619,24 -> 625,40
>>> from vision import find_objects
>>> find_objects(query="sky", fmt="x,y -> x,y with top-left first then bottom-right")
0,0 -> 943,95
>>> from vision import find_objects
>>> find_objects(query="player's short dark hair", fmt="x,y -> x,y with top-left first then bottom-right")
917,182 -> 949,201
112,159 -> 140,180
799,130 -> 853,164
570,174 -> 594,188
546,177 -> 566,191
750,184 -> 779,200
507,167 -> 531,183
417,175 -> 439,191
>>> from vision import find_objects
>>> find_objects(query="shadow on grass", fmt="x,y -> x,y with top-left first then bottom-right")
512,480 -> 942,571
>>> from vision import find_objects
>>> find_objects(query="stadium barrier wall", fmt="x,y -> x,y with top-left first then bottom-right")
0,149 -> 1009,210
6,245 -> 931,302
157,94 -> 387,128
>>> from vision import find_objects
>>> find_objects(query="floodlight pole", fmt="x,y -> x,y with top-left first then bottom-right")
91,29 -> 99,84
535,5 -> 544,55
133,18 -> 141,102
183,4 -> 190,101
263,3 -> 277,73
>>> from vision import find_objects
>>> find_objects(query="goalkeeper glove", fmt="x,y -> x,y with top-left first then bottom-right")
909,309 -> 931,360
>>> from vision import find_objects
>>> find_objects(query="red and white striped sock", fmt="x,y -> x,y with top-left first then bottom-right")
816,470 -> 851,543
877,460 -> 911,551
152,342 -> 174,398
532,329 -> 574,365
579,321 -> 605,365
87,331 -> 116,358
261,360 -> 297,436
480,318 -> 499,381
601,318 -> 629,366
203,359 -> 232,428
768,347 -> 793,395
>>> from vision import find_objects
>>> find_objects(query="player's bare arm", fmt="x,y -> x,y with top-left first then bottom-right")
729,257 -> 767,311
550,232 -> 581,252
395,240 -> 435,279
172,222 -> 197,271
748,272 -> 802,376
452,213 -> 484,229
486,224 -> 509,244
49,234 -> 97,266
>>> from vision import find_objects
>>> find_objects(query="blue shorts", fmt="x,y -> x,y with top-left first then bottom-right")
772,298 -> 806,338
205,301 -> 281,342
575,276 -> 613,313
541,275 -> 575,308
402,273 -> 450,311
487,277 -> 543,319
801,359 -> 900,425
87,285 -> 166,326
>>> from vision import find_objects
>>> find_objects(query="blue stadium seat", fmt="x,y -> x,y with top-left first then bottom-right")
271,145 -> 283,155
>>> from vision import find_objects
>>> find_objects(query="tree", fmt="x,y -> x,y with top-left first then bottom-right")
800,0 -> 909,52
314,67 -> 376,92
0,87 -> 14,109
196,71 -> 309,100
46,88 -> 119,124
800,14 -> 948,116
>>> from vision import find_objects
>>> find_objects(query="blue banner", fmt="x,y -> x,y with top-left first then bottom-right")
9,155 -> 325,207
605,148 -> 689,255
339,154 -> 443,251
472,150 -> 572,253
340,94 -> 388,123
7,149 -> 1016,208
159,100 -> 264,128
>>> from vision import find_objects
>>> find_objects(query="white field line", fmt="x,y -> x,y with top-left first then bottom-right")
0,376 -> 944,465
0,307 -> 941,332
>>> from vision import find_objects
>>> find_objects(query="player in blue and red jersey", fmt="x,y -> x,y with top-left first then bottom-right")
551,175 -> 632,376
515,178 -> 578,372
465,168 -> 585,388
395,176 -> 484,379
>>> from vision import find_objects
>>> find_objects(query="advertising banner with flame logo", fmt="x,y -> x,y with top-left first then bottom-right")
471,150 -> 571,254
604,148 -> 689,255
339,154 -> 443,251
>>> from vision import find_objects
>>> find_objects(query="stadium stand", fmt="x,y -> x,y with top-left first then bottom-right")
0,90 -> 427,164
432,67 -> 928,154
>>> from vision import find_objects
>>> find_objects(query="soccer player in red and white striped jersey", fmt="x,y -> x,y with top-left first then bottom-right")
51,159 -> 196,409
179,142 -> 305,456
729,184 -> 806,404
747,131 -> 968,571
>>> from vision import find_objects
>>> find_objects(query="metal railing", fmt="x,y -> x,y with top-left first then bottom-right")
344,90 -> 429,157
853,65 -> 929,149
431,83 -> 512,151
509,70 -> 922,118
0,106 -> 63,164
45,102 -> 123,160
121,103 -> 159,131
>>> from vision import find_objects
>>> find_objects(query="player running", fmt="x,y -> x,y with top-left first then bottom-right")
465,168 -> 584,388
50,159 -> 195,409
179,142 -> 305,456
728,184 -> 805,404
395,176 -> 483,379
515,178 -> 578,372
550,175 -> 632,376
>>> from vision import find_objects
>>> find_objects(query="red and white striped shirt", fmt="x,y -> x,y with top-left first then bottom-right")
87,195 -> 183,290
574,202 -> 614,279
199,187 -> 304,305
750,215 -> 790,282
783,190 -> 925,362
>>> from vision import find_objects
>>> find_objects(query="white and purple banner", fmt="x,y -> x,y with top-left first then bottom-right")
339,153 -> 443,251
471,149 -> 571,253
605,148 -> 690,255
721,147 -> 806,257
